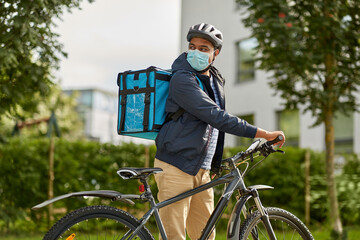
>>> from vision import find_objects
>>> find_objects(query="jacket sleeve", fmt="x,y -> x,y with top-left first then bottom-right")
169,71 -> 257,138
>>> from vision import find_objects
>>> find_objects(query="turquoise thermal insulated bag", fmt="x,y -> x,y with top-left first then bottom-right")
117,66 -> 203,140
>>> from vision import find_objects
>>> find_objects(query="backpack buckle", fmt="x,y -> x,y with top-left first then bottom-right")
144,94 -> 151,104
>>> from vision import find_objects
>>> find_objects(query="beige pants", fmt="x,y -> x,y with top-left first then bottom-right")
154,159 -> 215,240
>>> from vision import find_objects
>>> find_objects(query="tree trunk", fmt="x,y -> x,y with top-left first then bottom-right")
305,150 -> 311,227
324,109 -> 343,239
48,137 -> 55,228
322,11 -> 344,232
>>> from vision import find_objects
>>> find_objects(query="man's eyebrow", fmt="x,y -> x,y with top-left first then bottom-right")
188,43 -> 210,48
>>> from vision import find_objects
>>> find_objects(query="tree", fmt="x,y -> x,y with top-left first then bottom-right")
0,85 -> 84,140
236,0 -> 360,238
0,0 -> 93,118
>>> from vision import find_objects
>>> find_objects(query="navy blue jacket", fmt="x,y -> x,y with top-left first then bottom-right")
155,53 -> 257,176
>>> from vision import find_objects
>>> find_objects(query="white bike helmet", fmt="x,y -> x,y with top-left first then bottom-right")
187,23 -> 223,51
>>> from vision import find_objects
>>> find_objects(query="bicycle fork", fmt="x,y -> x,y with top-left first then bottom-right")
250,188 -> 277,240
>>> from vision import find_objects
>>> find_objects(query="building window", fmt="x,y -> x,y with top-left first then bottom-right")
236,38 -> 257,83
237,114 -> 255,147
93,91 -> 117,113
334,112 -> 353,153
78,90 -> 93,108
277,110 -> 300,147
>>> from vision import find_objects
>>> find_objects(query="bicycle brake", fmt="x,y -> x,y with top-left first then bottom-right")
248,205 -> 257,216
220,165 -> 231,171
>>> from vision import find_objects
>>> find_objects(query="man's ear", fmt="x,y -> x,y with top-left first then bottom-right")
211,49 -> 220,63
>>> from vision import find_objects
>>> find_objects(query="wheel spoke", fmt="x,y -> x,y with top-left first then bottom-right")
43,206 -> 153,240
240,207 -> 314,240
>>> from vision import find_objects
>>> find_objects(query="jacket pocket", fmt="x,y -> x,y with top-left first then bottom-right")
156,119 -> 184,148
165,118 -> 208,160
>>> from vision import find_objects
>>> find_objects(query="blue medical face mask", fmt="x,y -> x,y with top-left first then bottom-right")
186,50 -> 211,71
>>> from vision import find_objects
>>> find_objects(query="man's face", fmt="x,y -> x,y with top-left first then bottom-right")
188,37 -> 219,63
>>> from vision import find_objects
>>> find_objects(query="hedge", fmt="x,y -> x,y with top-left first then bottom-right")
0,138 -> 359,234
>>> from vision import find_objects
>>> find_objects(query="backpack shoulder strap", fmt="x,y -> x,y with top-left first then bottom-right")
165,72 -> 204,123
195,75 -> 204,90
165,108 -> 185,123
188,71 -> 204,90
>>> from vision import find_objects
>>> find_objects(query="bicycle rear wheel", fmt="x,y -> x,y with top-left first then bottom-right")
239,207 -> 314,240
43,205 -> 154,240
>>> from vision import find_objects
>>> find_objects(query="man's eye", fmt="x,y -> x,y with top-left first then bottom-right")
189,46 -> 195,50
200,48 -> 209,52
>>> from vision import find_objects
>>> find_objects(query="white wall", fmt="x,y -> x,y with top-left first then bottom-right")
299,109 -> 325,152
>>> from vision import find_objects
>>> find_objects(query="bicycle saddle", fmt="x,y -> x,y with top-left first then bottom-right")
117,167 -> 163,180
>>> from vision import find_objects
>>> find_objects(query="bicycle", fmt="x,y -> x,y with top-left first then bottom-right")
33,136 -> 314,240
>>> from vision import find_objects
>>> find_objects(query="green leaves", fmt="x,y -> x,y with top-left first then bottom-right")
0,0 -> 92,118
0,138 -> 156,233
1,139 -> 359,233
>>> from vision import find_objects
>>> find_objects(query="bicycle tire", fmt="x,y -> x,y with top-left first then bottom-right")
43,205 -> 154,240
239,207 -> 314,240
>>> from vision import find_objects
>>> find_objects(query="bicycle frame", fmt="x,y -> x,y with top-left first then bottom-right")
33,162 -> 275,240
33,138 -> 285,240
129,163 -> 275,240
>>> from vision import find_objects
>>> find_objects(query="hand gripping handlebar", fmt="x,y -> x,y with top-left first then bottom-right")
265,135 -> 284,146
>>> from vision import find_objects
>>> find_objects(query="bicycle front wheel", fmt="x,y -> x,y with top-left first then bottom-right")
239,207 -> 314,240
43,205 -> 154,240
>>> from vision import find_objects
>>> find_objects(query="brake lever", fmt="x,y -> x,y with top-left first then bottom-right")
258,143 -> 274,157
261,144 -> 285,156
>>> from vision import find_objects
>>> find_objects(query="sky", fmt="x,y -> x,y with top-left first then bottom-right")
55,0 -> 181,92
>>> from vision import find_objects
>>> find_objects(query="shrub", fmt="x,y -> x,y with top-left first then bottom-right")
0,138 -> 358,234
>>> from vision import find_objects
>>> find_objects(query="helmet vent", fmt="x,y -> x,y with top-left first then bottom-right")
187,23 -> 223,51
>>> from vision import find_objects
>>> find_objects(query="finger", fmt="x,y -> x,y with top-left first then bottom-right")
274,139 -> 285,148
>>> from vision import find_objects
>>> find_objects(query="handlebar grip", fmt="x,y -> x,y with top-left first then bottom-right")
266,135 -> 283,146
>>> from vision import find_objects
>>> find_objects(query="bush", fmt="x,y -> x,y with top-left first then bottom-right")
0,138 -> 156,233
222,145 -> 356,225
0,138 -> 49,233
337,154 -> 360,225
0,138 -> 359,234
225,146 -> 327,223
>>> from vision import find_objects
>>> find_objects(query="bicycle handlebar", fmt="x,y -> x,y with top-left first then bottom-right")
222,135 -> 284,168
265,135 -> 284,146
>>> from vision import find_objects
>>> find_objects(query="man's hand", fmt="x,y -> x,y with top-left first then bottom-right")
255,128 -> 285,148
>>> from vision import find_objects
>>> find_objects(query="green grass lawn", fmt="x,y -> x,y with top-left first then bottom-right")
0,227 -> 359,239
